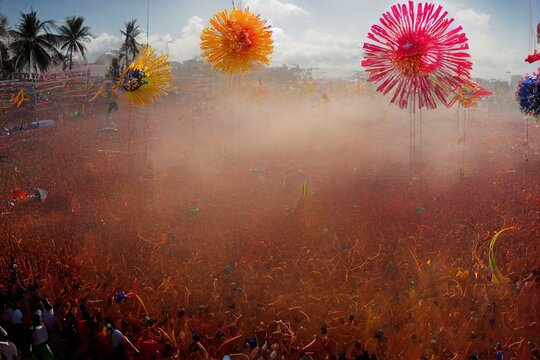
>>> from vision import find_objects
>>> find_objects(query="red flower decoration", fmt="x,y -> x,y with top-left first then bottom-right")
525,50 -> 540,64
361,1 -> 472,109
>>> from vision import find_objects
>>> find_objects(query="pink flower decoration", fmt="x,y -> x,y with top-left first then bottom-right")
361,1 -> 472,109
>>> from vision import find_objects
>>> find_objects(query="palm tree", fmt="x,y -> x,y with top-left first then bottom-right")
0,13 -> 14,78
57,16 -> 93,70
0,14 -> 8,52
8,10 -> 62,74
120,19 -> 142,68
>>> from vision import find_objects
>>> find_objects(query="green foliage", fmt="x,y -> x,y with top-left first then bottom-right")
9,10 -> 63,73
57,16 -> 93,70
120,19 -> 142,68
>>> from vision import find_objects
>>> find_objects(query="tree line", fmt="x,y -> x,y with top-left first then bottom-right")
0,9 -> 143,80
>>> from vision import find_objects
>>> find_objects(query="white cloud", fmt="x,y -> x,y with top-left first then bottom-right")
456,8 -> 490,30
466,31 -> 524,80
452,8 -> 519,79
140,16 -> 204,61
87,16 -> 204,63
86,33 -> 122,60
421,4 -> 517,79
167,16 -> 205,61
272,27 -> 361,69
247,0 -> 308,20
140,32 -> 173,53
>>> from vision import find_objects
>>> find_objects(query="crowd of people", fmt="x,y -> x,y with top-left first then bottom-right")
1,263 -> 538,359
0,280 -> 388,359
1,83 -> 539,360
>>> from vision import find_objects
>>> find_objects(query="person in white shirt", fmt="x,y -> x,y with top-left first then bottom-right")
0,326 -> 18,360
8,308 -> 22,326
30,311 -> 53,360
106,322 -> 139,360
6,303 -> 24,353
40,300 -> 54,331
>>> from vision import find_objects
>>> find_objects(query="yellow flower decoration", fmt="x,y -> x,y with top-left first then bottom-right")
117,45 -> 173,106
200,7 -> 273,75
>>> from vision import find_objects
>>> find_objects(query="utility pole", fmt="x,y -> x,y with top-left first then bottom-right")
146,0 -> 150,45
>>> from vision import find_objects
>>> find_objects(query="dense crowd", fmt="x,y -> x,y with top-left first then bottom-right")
0,279 -> 391,360
1,272 -> 538,360
1,93 -> 540,360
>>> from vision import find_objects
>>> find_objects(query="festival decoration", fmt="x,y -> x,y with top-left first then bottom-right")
200,6 -> 273,75
450,80 -> 492,176
117,45 -> 173,106
88,81 -> 108,102
447,79 -> 492,108
1,89 -> 29,110
488,227 -> 515,284
516,73 -> 540,118
301,180 -> 308,200
11,89 -> 29,108
525,50 -> 540,64
361,1 -> 472,109
8,190 -> 29,201
8,188 -> 48,203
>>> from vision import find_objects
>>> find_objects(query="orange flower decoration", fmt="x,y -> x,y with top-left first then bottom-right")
200,7 -> 273,75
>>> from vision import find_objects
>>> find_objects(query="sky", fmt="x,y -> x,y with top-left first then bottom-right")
1,0 -> 539,80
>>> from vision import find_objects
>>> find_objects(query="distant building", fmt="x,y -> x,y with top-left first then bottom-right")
510,74 -> 523,90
